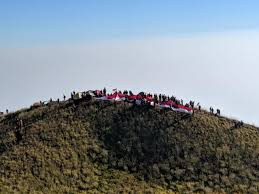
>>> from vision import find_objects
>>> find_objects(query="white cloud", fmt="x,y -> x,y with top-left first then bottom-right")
1,31 -> 259,125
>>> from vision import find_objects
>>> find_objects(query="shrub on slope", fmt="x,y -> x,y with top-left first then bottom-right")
0,100 -> 258,193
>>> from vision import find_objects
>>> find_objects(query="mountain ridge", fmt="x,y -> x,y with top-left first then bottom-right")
0,96 -> 258,193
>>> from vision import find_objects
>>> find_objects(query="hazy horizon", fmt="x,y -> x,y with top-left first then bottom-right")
1,1 -> 259,126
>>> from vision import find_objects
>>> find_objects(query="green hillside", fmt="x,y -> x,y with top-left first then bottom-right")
0,98 -> 258,193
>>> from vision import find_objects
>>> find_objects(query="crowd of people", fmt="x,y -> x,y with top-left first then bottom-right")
68,87 -> 222,116
84,88 -> 223,116
1,87 -> 222,117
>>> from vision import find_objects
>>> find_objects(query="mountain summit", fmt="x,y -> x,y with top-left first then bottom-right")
0,92 -> 258,193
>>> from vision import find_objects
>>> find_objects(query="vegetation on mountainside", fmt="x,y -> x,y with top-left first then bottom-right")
0,99 -> 259,193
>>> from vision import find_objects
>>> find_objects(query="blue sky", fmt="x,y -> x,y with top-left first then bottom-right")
1,0 -> 259,46
1,1 -> 259,125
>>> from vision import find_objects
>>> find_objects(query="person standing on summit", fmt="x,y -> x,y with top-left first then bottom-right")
216,109 -> 221,116
103,87 -> 106,96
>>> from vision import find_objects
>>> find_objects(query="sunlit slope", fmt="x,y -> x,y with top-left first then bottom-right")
0,100 -> 258,193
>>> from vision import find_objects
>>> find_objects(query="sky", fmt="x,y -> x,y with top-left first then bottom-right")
0,0 -> 259,125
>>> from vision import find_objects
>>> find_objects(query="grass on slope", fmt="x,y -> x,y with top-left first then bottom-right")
0,99 -> 258,193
